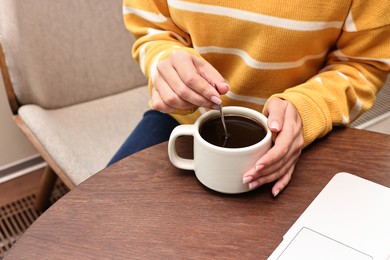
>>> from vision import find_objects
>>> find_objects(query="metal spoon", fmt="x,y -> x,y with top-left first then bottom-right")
219,104 -> 229,146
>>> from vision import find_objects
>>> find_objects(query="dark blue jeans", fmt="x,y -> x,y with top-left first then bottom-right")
107,110 -> 180,166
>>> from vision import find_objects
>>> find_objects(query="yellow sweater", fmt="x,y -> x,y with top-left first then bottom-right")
123,0 -> 390,146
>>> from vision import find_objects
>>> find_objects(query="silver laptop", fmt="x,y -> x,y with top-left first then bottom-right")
268,172 -> 390,260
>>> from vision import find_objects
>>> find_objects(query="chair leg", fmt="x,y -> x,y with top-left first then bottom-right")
34,166 -> 57,212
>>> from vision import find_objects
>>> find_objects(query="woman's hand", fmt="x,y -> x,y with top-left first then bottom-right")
242,98 -> 304,196
151,50 -> 229,113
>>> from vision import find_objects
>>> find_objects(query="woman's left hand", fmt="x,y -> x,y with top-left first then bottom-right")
242,98 -> 304,196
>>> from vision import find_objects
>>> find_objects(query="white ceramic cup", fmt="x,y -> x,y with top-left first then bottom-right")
168,106 -> 272,194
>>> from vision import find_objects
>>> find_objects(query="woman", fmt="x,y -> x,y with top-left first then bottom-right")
109,0 -> 390,196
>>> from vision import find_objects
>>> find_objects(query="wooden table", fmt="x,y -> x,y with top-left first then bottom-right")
4,128 -> 390,260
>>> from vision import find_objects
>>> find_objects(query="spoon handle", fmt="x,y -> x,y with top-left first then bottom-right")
219,105 -> 228,137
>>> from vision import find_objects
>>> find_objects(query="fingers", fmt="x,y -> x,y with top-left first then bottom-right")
153,69 -> 201,110
264,98 -> 286,132
243,135 -> 301,193
191,55 -> 230,95
151,88 -> 176,113
254,119 -> 298,175
152,50 -> 228,113
272,165 -> 295,197
242,98 -> 304,196
157,58 -> 218,108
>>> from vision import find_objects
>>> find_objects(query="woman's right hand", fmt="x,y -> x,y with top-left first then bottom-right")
151,50 -> 229,114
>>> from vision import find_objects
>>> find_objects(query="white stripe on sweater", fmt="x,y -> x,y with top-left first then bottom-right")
146,28 -> 188,45
195,45 -> 327,70
226,91 -> 267,105
350,97 -> 362,121
150,51 -> 167,84
334,50 -> 390,66
168,0 -> 343,31
139,42 -> 150,74
344,11 -> 357,32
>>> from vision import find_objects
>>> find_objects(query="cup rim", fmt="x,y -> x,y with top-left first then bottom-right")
194,106 -> 272,152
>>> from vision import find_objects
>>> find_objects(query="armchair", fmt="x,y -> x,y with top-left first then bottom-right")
0,0 -> 150,210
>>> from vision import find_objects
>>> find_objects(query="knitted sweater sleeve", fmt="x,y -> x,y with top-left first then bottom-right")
269,3 -> 390,146
123,0 -> 202,95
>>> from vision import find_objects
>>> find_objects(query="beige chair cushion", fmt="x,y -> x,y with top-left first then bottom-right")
19,86 -> 150,185
1,0 -> 152,185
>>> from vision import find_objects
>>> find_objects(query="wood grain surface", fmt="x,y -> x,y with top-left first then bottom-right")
4,128 -> 390,260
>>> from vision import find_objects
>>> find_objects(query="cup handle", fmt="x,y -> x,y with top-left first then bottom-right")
168,124 -> 195,170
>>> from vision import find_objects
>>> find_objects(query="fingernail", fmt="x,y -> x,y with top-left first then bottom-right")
255,164 -> 264,171
273,189 -> 280,197
242,176 -> 253,184
224,82 -> 230,89
210,96 -> 222,105
270,121 -> 280,131
248,182 -> 258,190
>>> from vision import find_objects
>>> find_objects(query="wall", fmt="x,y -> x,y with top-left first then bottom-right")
0,72 -> 38,169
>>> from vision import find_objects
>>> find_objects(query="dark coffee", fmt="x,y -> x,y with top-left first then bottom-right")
199,115 -> 266,148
